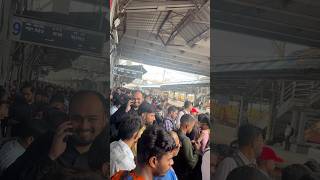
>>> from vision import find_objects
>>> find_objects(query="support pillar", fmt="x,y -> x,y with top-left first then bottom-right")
297,112 -> 306,145
239,96 -> 249,127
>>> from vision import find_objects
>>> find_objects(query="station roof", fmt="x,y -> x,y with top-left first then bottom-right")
112,0 -> 210,76
212,0 -> 320,48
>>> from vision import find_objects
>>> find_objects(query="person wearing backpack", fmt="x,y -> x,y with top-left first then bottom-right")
214,124 -> 264,180
176,101 -> 193,129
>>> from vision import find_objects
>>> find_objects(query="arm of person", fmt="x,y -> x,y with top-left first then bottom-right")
182,137 -> 199,169
0,133 -> 57,180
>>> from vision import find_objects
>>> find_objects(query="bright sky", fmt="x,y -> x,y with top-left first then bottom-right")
119,59 -> 208,85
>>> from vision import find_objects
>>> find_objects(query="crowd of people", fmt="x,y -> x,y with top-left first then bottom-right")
211,124 -> 320,180
0,81 -> 108,180
1,82 -> 319,180
110,87 -> 211,180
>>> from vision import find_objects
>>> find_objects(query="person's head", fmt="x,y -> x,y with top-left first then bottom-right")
137,125 -> 176,177
112,98 -> 122,108
132,90 -> 144,108
167,106 -> 178,120
257,146 -> 284,175
198,113 -> 211,130
118,114 -> 142,144
21,82 -> 34,104
116,87 -> 121,94
46,85 -> 54,96
0,86 -> 8,120
238,124 -> 264,158
184,101 -> 193,111
282,164 -> 312,180
50,94 -> 66,112
299,174 -> 319,180
139,102 -> 156,125
169,131 -> 180,157
304,159 -> 320,173
226,166 -> 270,180
13,121 -> 43,148
145,95 -> 152,104
69,90 -> 107,146
180,114 -> 196,134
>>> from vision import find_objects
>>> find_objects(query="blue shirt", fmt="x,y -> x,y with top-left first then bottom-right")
154,168 -> 178,180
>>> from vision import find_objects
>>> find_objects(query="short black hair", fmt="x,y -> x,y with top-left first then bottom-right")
69,90 -> 108,113
226,166 -> 269,180
118,114 -> 142,140
180,114 -> 195,126
198,113 -> 211,129
184,101 -> 192,109
282,164 -> 312,180
304,160 -> 320,173
132,90 -> 143,97
238,124 -> 263,147
167,106 -> 177,114
138,102 -> 155,115
21,82 -> 34,93
50,93 -> 65,104
13,121 -> 44,139
299,174 -> 319,180
137,125 -> 175,165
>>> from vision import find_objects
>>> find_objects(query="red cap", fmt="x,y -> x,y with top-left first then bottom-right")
258,146 -> 284,163
191,107 -> 199,113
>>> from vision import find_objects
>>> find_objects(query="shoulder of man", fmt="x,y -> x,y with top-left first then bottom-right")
214,157 -> 238,180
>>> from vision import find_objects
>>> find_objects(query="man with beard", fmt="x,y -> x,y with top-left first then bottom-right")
1,90 -> 107,180
110,90 -> 144,141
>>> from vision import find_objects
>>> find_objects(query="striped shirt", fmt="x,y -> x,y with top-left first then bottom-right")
163,117 -> 176,132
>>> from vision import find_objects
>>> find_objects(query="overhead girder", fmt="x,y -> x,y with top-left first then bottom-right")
212,0 -> 320,47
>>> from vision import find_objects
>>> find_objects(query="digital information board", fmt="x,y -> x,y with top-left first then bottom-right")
112,67 -> 143,79
10,16 -> 105,56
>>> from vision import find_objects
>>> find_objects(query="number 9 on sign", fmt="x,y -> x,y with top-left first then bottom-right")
12,22 -> 21,36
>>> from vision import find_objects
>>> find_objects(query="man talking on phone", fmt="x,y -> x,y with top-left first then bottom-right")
1,90 -> 108,180
110,90 -> 144,141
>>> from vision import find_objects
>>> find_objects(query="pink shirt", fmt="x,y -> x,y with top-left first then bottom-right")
199,129 -> 210,153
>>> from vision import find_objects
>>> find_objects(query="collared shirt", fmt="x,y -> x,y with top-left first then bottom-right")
110,140 -> 136,177
258,168 -> 272,180
163,116 -> 176,132
0,139 -> 25,173
110,105 -> 118,116
213,151 -> 257,180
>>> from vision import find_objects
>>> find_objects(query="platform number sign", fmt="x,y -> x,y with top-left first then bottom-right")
11,18 -> 22,39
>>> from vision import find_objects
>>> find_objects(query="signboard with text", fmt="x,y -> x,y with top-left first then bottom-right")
10,16 -> 105,55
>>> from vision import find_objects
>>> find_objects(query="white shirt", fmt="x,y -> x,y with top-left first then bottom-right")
213,151 -> 257,180
284,125 -> 293,137
176,110 -> 190,129
110,140 -> 136,176
0,139 -> 26,173
110,105 -> 118,116
201,148 -> 210,180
